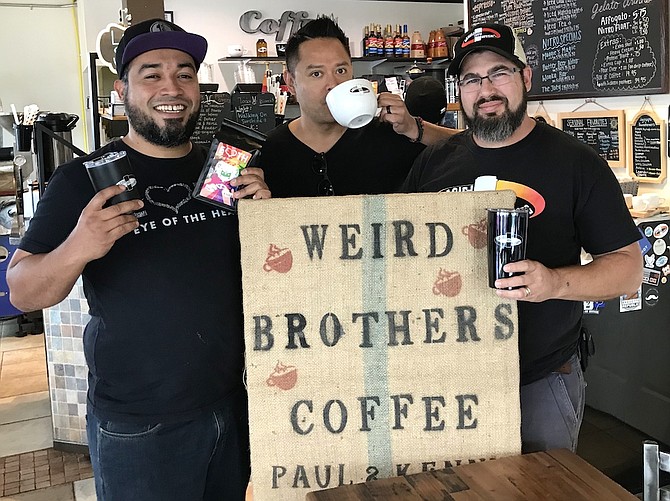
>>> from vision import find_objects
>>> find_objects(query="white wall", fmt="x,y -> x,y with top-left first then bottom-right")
0,1 -> 85,149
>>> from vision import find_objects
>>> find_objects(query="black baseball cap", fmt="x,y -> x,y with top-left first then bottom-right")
404,76 -> 446,124
115,18 -> 207,77
447,23 -> 526,76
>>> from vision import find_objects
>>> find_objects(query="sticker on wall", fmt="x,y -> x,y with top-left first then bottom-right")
653,238 -> 667,256
644,287 -> 659,307
642,268 -> 661,286
656,255 -> 668,268
638,229 -> 652,254
645,226 -> 654,238
583,300 -> 605,314
644,253 -> 656,268
620,287 -> 642,312
653,223 -> 669,239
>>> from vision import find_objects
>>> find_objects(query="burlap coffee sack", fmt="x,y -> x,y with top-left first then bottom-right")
238,191 -> 520,500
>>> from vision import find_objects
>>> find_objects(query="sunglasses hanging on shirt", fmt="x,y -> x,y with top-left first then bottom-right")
312,153 -> 335,196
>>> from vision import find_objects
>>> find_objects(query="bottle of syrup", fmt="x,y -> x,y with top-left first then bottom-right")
368,24 -> 377,56
394,24 -> 404,58
434,28 -> 448,58
363,25 -> 370,57
402,25 -> 411,58
426,30 -> 436,59
256,38 -> 268,58
410,31 -> 425,59
384,24 -> 395,57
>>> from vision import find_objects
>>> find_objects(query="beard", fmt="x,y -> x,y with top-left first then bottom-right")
124,91 -> 200,148
463,87 -> 527,142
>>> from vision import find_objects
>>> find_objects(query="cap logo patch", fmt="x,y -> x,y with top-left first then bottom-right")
149,21 -> 174,32
461,27 -> 502,47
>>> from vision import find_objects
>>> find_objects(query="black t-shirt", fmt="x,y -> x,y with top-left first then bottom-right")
260,119 -> 425,197
20,141 -> 245,423
402,122 -> 640,384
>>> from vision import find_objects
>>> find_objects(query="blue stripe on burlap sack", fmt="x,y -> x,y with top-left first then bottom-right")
362,195 -> 392,477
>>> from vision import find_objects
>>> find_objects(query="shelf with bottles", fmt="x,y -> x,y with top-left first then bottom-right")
218,57 -> 286,63
218,56 -> 450,66
356,56 -> 450,65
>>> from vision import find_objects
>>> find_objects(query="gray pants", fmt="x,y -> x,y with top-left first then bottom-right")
520,353 -> 586,453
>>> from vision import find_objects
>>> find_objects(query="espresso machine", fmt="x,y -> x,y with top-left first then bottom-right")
34,112 -> 84,195
0,109 -> 83,331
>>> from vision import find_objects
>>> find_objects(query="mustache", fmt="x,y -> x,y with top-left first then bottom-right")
474,95 -> 507,109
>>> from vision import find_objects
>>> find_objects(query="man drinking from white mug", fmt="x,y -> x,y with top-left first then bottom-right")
259,16 -> 458,198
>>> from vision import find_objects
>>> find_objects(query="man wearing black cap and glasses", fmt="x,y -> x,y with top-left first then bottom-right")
402,23 -> 641,454
259,17 -> 458,198
7,19 -> 269,500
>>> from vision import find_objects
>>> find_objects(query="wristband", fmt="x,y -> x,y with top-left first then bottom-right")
410,116 -> 424,143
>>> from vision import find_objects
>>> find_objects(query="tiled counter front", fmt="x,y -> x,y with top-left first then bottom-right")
44,277 -> 90,447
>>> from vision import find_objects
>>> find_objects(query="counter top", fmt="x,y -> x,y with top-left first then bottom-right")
305,449 -> 637,500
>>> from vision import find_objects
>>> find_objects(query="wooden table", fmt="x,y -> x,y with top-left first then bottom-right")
305,449 -> 638,500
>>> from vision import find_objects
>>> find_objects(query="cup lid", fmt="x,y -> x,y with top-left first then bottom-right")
486,207 -> 530,213
84,150 -> 127,168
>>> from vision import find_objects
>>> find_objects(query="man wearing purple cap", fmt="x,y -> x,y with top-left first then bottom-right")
402,23 -> 642,454
7,19 -> 267,500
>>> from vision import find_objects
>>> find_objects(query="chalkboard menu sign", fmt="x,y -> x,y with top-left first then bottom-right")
192,92 -> 231,148
558,110 -> 626,167
627,110 -> 667,183
231,92 -> 276,134
467,0 -> 669,99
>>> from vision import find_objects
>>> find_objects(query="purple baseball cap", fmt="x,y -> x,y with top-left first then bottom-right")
115,18 -> 207,77
448,23 -> 527,76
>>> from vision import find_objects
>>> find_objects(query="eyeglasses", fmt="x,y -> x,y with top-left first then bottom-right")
312,153 -> 335,196
458,67 -> 521,94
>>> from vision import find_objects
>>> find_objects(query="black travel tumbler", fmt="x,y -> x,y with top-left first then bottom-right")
487,208 -> 529,289
84,151 -> 140,207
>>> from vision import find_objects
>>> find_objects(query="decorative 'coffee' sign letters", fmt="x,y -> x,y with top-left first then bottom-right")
239,11 -> 312,42
238,191 -> 522,501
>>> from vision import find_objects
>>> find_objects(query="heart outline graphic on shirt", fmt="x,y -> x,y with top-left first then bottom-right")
145,184 -> 192,214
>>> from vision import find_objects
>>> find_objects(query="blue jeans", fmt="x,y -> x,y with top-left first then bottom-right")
520,353 -> 586,453
86,390 -> 250,501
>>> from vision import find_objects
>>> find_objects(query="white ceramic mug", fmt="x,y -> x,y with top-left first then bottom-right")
227,45 -> 248,57
632,193 -> 666,211
623,193 -> 633,209
326,78 -> 378,129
